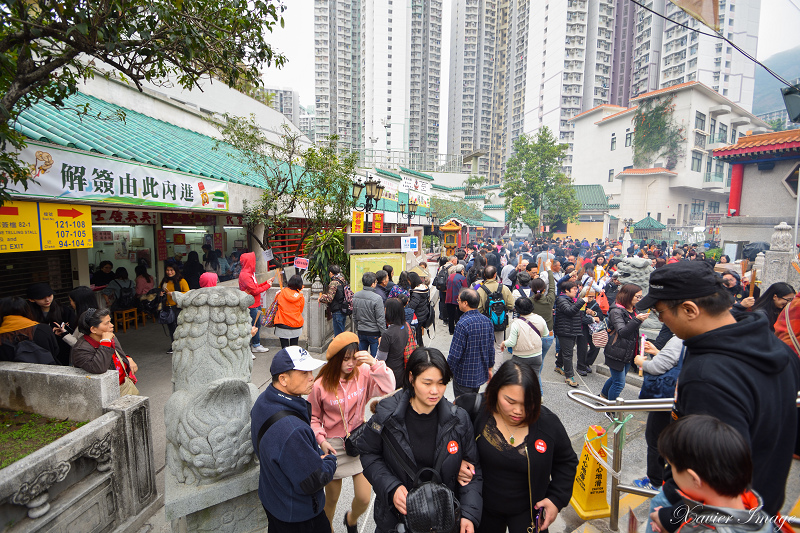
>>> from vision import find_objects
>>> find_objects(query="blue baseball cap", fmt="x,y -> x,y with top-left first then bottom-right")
269,346 -> 325,375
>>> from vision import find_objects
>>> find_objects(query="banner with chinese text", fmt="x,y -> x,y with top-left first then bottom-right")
352,211 -> 365,233
372,213 -> 384,233
374,174 -> 399,202
409,191 -> 430,208
17,142 -> 229,211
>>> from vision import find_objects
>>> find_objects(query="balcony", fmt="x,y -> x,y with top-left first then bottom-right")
702,170 -> 725,189
707,132 -> 729,148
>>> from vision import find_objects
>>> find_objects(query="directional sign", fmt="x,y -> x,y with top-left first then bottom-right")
401,236 -> 419,252
0,201 -> 41,252
0,201 -> 93,253
38,202 -> 93,251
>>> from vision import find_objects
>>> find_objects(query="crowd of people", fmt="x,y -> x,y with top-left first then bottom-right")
3,233 -> 800,533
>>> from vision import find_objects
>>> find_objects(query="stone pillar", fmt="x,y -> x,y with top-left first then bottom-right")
728,163 -> 745,216
164,287 -> 266,533
762,222 -> 794,291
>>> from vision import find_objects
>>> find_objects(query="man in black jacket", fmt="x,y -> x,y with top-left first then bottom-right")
637,261 -> 800,533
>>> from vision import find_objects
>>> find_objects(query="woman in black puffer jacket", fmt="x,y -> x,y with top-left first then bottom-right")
408,271 -> 430,347
600,283 -> 650,400
554,280 -> 586,387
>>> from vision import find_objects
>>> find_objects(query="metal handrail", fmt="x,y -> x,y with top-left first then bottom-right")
567,391 -> 800,530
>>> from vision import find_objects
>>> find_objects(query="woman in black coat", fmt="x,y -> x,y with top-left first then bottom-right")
407,271 -> 431,347
359,347 -> 482,533
456,361 -> 578,533
553,280 -> 585,387
600,283 -> 650,400
182,251 -> 205,290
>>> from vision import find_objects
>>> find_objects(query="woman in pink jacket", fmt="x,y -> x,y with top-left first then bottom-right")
309,331 -> 396,532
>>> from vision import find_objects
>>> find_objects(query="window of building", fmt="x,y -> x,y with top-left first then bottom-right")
706,156 -> 713,174
691,150 -> 703,172
625,131 -> 633,146
709,118 -> 716,137
783,163 -> 799,199
695,111 -> 706,131
730,127 -> 737,144
610,134 -> 617,151
708,201 -> 720,213
718,123 -> 728,143
691,199 -> 705,213
609,169 -> 615,182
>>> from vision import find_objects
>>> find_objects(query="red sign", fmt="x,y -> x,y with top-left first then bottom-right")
173,233 -> 186,245
293,256 -> 309,270
157,229 -> 168,260
225,215 -> 244,226
447,440 -> 459,454
92,209 -> 157,225
534,439 -> 547,453
372,213 -> 384,233
214,232 -> 223,251
93,231 -> 113,242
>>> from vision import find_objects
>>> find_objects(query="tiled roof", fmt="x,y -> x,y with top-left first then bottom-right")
484,204 -> 505,209
608,204 -> 620,210
573,184 -> 609,211
633,216 -> 666,230
464,194 -> 486,200
15,92 -> 270,188
629,81 -> 700,102
594,106 -> 638,124
374,168 -> 403,181
714,129 -> 800,160
570,104 -> 626,122
399,166 -> 434,181
481,184 -> 502,190
616,167 -> 677,177
431,183 -> 453,191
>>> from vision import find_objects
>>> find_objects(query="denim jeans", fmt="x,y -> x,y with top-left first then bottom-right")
601,363 -> 631,400
645,488 -> 672,533
249,307 -> 261,347
539,336 -> 555,391
358,333 -> 380,357
331,311 -> 347,337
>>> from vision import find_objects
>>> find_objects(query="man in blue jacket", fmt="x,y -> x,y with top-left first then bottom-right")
251,346 -> 336,532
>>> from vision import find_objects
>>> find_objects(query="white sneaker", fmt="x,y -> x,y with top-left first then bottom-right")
251,345 -> 269,353
252,353 -> 256,360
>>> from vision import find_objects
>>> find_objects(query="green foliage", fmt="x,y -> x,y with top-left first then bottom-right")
0,409 -> 87,468
430,196 -> 486,225
502,127 -> 580,236
632,94 -> 685,169
462,174 -> 486,195
216,116 -> 357,265
304,229 -> 349,287
0,0 -> 287,205
706,247 -> 723,261
767,118 -> 786,132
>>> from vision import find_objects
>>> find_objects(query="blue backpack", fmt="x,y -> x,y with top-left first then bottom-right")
480,284 -> 507,332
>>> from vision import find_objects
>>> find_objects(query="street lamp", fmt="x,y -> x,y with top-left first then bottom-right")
352,176 -> 385,213
426,209 -> 439,232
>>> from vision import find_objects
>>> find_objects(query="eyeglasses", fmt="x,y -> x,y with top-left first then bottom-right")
779,295 -> 795,303
633,295 -> 643,300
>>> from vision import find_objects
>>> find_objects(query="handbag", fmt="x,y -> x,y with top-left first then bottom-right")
381,430 -> 461,533
262,298 -> 279,328
596,292 -> 610,314
157,306 -> 176,325
335,390 -> 364,457
403,322 -> 418,364
590,319 -> 609,347
639,346 -> 685,399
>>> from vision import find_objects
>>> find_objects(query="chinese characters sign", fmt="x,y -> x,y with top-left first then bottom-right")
352,211 -> 365,234
374,175 -> 399,202
409,191 -> 430,208
93,209 -> 158,225
0,201 -> 93,253
18,142 -> 229,211
401,176 -> 429,194
372,213 -> 384,233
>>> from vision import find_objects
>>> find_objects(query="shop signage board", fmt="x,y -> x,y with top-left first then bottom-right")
372,213 -> 384,233
17,141 -> 229,211
0,200 -> 93,253
157,229 -> 168,260
409,191 -> 430,208
401,236 -> 418,252
293,257 -> 309,270
213,233 -> 223,251
92,209 -> 158,225
374,175 -> 399,202
349,253 -> 406,292
352,211 -> 365,233
401,176 -> 429,195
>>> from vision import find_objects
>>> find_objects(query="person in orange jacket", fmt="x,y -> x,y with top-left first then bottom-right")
273,274 -> 305,348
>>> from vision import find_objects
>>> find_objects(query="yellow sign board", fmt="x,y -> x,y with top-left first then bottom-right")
38,202 -> 93,250
0,201 -> 41,252
352,211 -> 365,234
349,253 -> 406,292
570,425 -> 611,519
0,201 -> 93,253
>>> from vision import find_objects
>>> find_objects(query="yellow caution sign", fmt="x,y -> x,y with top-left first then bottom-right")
570,425 -> 611,519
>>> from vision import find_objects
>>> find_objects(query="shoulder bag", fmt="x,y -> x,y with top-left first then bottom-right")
639,346 -> 685,400
262,298 -> 279,328
335,390 -> 365,457
590,318 -> 609,347
403,322 -> 418,364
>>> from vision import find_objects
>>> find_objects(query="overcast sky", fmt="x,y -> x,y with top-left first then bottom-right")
263,0 -> 800,117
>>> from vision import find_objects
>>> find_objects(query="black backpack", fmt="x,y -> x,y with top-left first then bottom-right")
480,284 -> 508,332
114,283 -> 137,310
433,266 -> 450,291
10,333 -> 56,365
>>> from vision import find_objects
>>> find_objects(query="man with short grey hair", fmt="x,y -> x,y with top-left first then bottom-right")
352,272 -> 386,356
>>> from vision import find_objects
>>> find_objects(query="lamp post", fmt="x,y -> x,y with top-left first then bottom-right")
398,200 -> 418,229
352,176 -> 385,213
426,210 -> 439,252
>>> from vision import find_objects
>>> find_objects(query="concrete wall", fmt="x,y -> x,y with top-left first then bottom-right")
561,220 -> 606,241
739,159 -> 799,218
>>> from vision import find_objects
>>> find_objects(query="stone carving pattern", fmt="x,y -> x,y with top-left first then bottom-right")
165,288 -> 259,486
11,462 -> 70,505
770,222 -> 794,252
615,256 -> 655,295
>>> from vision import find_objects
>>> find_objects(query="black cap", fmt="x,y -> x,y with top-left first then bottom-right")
636,261 -> 723,310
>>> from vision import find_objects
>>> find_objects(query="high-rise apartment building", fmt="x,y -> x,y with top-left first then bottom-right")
314,0 -> 441,155
628,0 -> 760,110
298,106 -> 316,141
254,86 -> 301,126
449,0 -> 616,182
